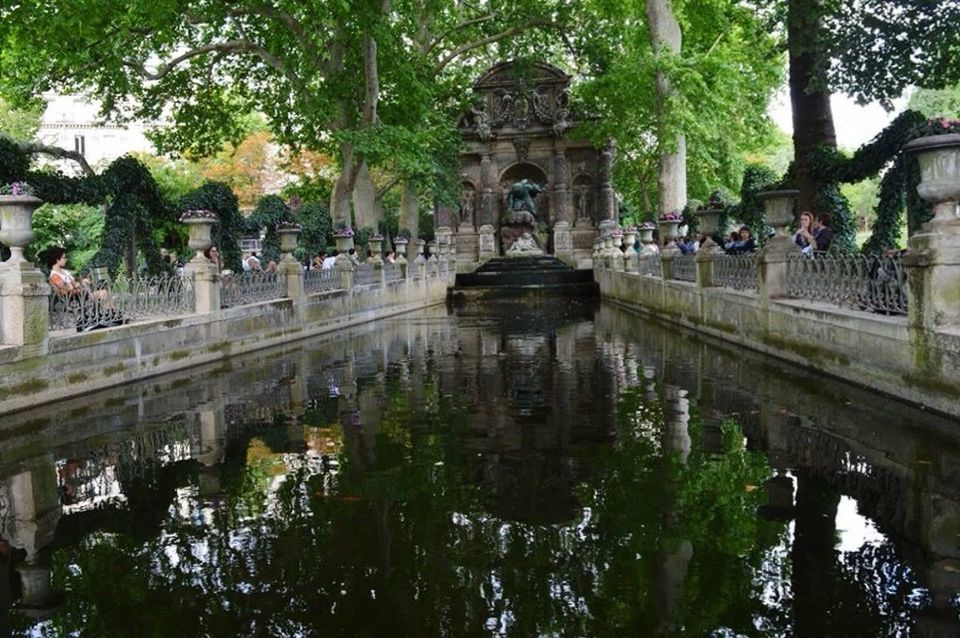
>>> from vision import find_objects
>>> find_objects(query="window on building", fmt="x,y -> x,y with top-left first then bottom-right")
74,135 -> 86,157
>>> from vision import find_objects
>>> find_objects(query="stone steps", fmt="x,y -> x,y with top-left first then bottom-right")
451,255 -> 598,301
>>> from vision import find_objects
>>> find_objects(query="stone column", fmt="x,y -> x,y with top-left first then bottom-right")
336,252 -> 354,289
553,221 -> 573,265
278,224 -> 305,312
0,194 -> 49,355
553,148 -> 570,224
902,134 -> 960,332
182,211 -> 221,313
695,251 -> 717,287
478,224 -> 497,262
757,190 -> 800,304
598,143 -> 617,227
478,152 -> 498,227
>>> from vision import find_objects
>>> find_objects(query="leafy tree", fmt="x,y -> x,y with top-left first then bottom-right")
26,203 -> 104,271
294,200 -> 333,261
907,83 -> 960,119
0,95 -> 42,141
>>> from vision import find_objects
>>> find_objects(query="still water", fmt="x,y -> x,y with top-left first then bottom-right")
1,301 -> 959,637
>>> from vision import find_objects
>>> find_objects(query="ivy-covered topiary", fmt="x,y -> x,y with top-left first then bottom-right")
177,182 -> 246,272
249,195 -> 290,264
731,165 -> 778,243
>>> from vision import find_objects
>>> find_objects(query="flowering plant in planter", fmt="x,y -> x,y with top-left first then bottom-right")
179,208 -> 217,221
0,181 -> 35,196
697,193 -> 727,211
396,228 -> 412,239
277,220 -> 302,231
639,221 -> 656,230
658,211 -> 683,222
917,117 -> 960,136
333,225 -> 355,238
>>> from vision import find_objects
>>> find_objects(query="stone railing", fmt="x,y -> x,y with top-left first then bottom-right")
352,263 -> 379,287
714,254 -> 759,292
637,255 -> 662,277
671,254 -> 697,282
304,268 -> 341,294
221,271 -> 286,308
787,253 -> 908,316
384,263 -> 404,283
50,273 -> 194,332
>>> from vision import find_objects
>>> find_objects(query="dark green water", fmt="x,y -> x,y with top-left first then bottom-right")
1,301 -> 958,637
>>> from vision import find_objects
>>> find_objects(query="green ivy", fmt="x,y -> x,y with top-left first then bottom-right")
177,182 -> 246,272
730,165 -> 777,243
249,195 -> 290,264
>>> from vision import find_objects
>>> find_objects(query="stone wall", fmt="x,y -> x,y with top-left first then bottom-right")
596,267 -> 960,418
0,275 -> 451,416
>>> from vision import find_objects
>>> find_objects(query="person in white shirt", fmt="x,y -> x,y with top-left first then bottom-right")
243,253 -> 261,272
321,251 -> 338,269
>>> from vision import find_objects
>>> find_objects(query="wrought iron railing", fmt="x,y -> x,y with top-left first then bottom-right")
637,255 -> 662,277
672,254 -> 697,282
221,270 -> 286,307
50,274 -> 194,332
787,253 -> 908,315
714,254 -> 758,291
304,268 -> 341,294
384,263 -> 403,283
353,263 -> 379,287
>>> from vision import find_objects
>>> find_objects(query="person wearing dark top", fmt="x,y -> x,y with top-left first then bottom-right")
812,213 -> 834,253
727,226 -> 756,254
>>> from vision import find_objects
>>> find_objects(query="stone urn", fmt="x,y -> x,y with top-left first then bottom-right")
658,218 -> 681,247
638,224 -> 656,246
903,134 -> 960,226
427,240 -> 439,262
367,234 -> 384,262
180,209 -> 218,262
759,190 -> 800,238
0,194 -> 43,264
694,207 -> 724,251
623,228 -> 638,252
415,239 -> 427,262
393,237 -> 409,265
333,230 -> 355,253
277,222 -> 302,260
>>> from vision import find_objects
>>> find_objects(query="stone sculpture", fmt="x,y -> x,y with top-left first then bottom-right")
506,179 -> 544,221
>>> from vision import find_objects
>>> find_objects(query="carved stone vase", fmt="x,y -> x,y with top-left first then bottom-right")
0,195 -> 42,264
758,190 -> 800,238
180,210 -> 218,263
277,223 -> 302,261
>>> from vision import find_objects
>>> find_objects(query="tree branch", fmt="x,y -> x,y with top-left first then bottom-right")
17,141 -> 95,177
433,19 -> 556,73
376,175 -> 401,200
426,12 -> 499,55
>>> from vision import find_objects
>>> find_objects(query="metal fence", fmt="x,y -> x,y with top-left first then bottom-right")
787,253 -> 908,315
221,271 -> 286,308
714,254 -> 758,291
637,255 -> 662,277
304,268 -> 341,294
384,263 -> 403,283
50,274 -> 194,332
672,254 -> 697,282
353,263 -> 379,287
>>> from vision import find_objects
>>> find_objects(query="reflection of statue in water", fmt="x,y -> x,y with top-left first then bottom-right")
507,179 -> 544,220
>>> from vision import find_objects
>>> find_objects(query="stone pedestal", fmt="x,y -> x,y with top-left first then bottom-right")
455,225 -> 479,272
0,262 -> 50,354
903,134 -> 960,331
478,223 -> 497,262
336,258 -> 355,289
553,221 -> 574,266
758,235 -> 796,302
186,260 -> 222,313
696,250 -> 717,287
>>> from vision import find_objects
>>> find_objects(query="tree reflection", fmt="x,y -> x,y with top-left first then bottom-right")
10,355 -> 917,637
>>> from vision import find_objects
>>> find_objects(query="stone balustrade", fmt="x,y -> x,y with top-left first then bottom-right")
0,211 -> 454,414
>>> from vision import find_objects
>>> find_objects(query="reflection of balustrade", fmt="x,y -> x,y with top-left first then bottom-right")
787,253 -> 908,315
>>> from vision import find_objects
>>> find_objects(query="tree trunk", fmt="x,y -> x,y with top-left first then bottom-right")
353,160 -> 381,231
330,142 -> 358,228
646,0 -> 687,215
788,0 -> 837,213
399,181 -> 420,261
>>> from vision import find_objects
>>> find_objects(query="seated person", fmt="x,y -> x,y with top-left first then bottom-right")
322,250 -> 339,269
812,213 -> 834,253
726,226 -> 756,254
44,246 -> 81,296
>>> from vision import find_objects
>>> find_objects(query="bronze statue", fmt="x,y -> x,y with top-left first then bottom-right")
506,179 -> 544,219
